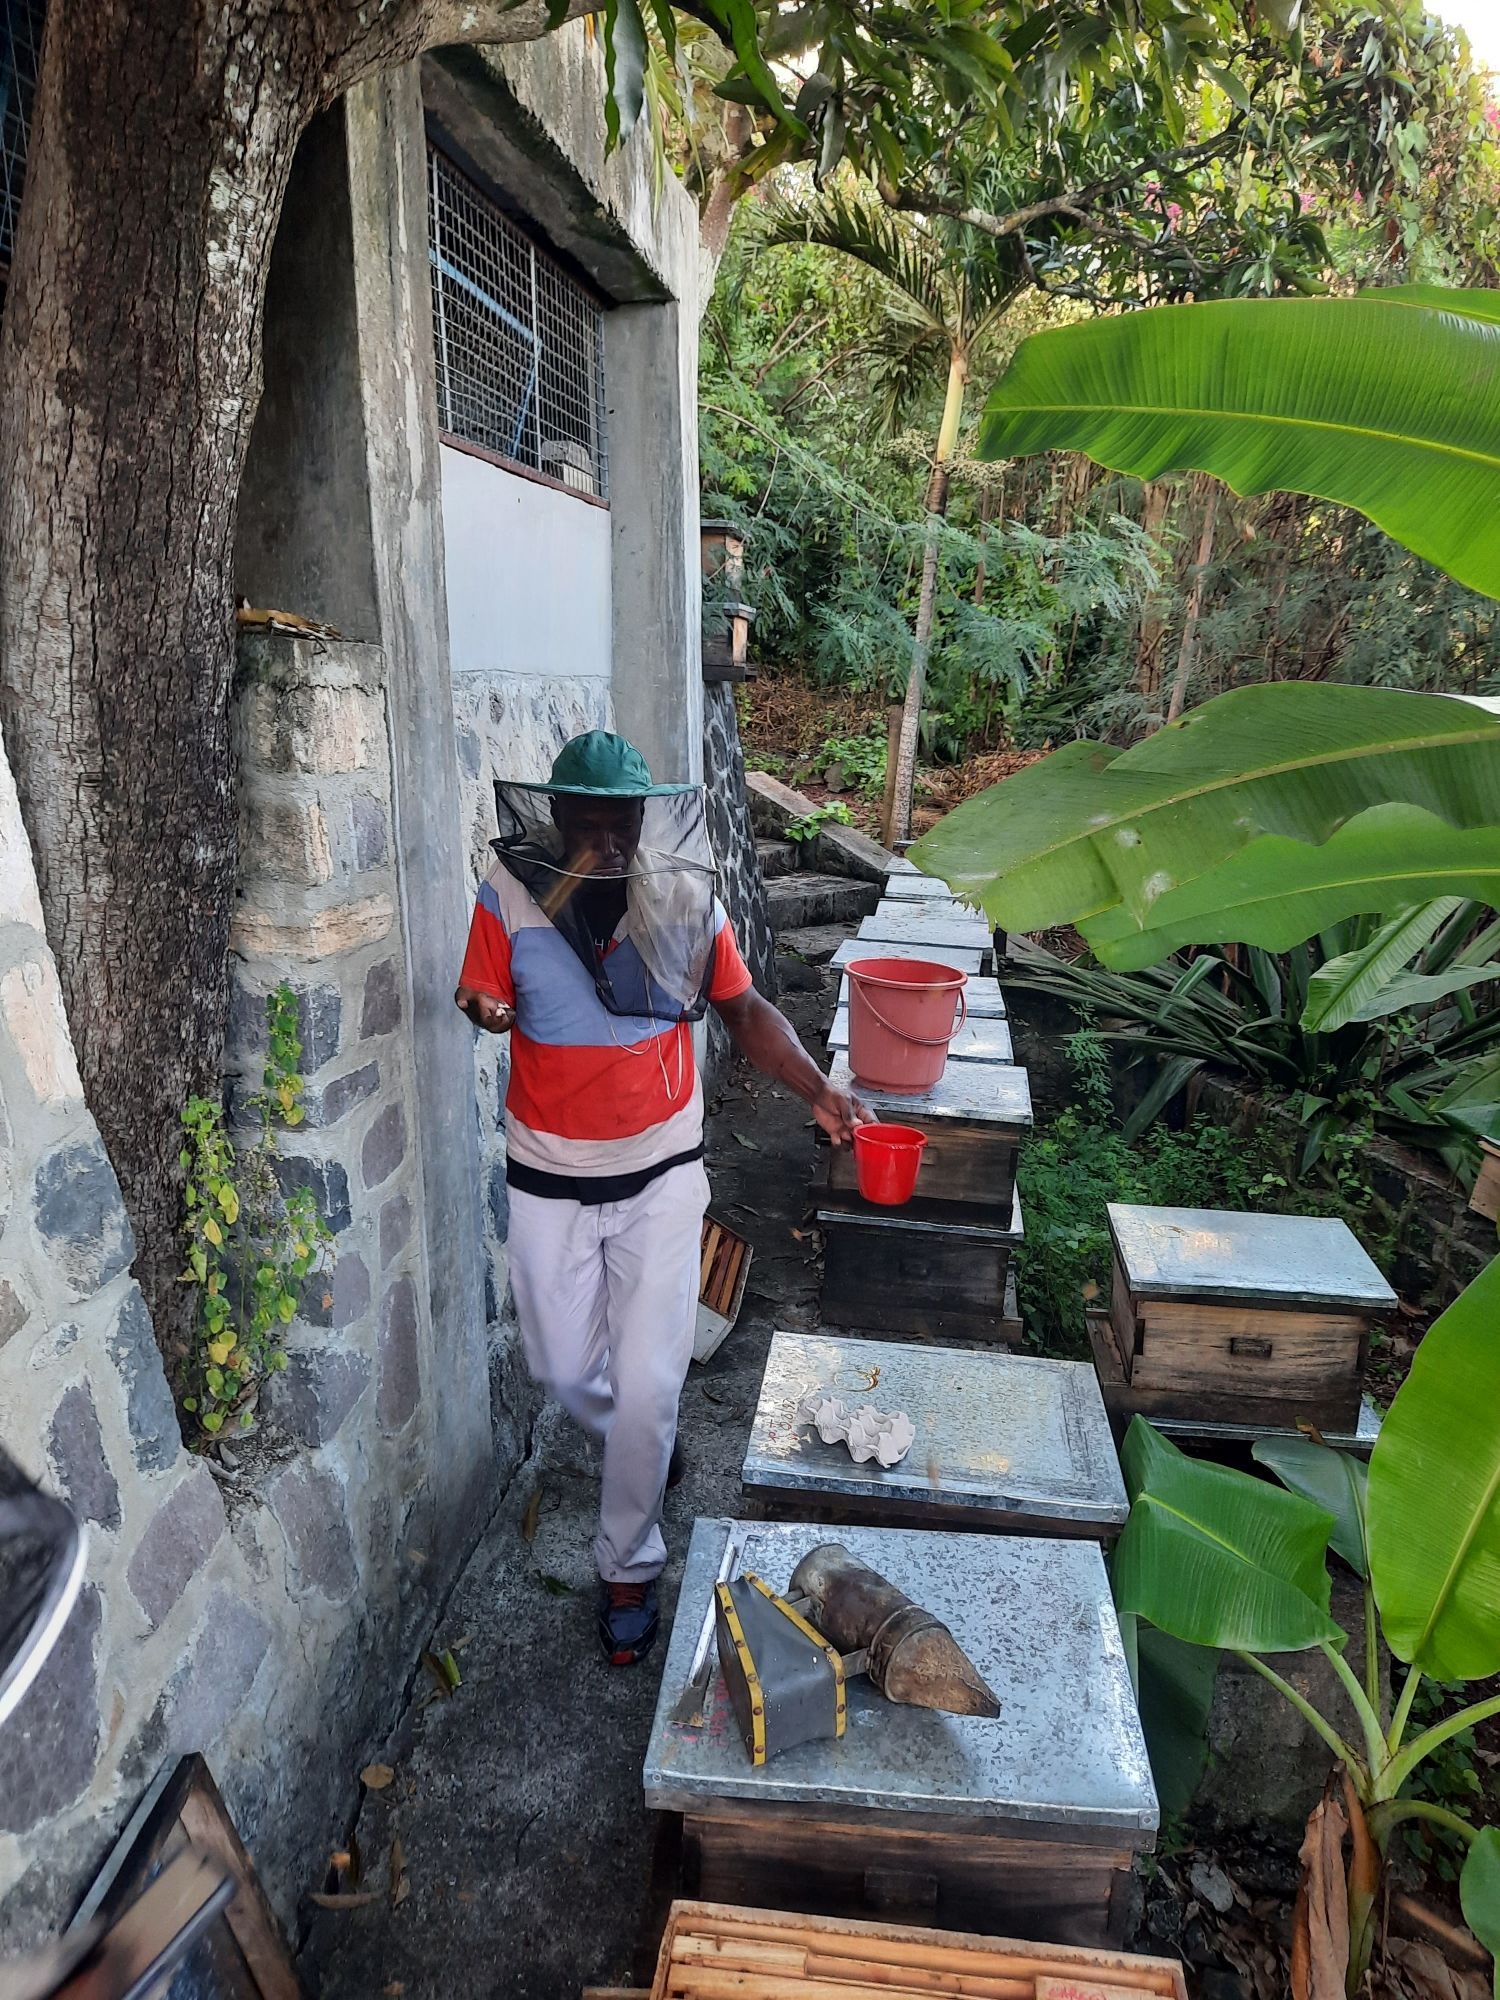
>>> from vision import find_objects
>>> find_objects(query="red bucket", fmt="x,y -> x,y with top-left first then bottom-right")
845,957 -> 968,1093
853,1122 -> 928,1206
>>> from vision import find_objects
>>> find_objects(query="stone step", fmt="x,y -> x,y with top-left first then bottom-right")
766,872 -> 880,933
756,838 -> 798,880
774,921 -> 860,965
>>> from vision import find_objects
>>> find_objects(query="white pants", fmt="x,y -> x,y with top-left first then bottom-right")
507,1158 -> 710,1582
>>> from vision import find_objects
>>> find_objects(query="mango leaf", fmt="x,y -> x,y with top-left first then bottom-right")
1369,1255 -> 1500,1679
1113,1418 -> 1343,1653
1301,901 -> 1460,1034
1252,1437 -> 1370,1579
908,693 -> 1500,955
976,291 -> 1500,600
1072,806 -> 1500,972
1459,1826 -> 1500,1961
603,0 -> 648,146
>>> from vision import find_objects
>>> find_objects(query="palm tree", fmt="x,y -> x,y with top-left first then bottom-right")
768,191 -> 1028,844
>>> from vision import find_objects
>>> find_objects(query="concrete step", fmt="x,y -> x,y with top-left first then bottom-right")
774,922 -> 858,965
756,839 -> 798,880
766,872 -> 880,933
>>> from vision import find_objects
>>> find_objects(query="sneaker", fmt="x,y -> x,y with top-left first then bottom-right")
667,1438 -> 686,1491
598,1579 -> 660,1667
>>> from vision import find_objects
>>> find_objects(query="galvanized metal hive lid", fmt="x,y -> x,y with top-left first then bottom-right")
1106,1203 -> 1397,1311
857,909 -> 994,952
644,1518 -> 1158,1833
831,938 -> 985,976
815,1185 -> 1023,1244
828,1053 -> 1034,1129
743,1331 -> 1128,1525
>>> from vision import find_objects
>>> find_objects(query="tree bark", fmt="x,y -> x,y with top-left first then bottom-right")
0,0 -> 592,1359
1134,478 -> 1174,714
885,346 -> 966,848
1165,476 -> 1221,725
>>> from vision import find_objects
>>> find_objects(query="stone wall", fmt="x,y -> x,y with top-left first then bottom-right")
0,633 -> 496,1946
703,682 -> 774,996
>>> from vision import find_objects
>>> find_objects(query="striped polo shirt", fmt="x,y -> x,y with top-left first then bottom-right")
459,857 -> 754,1182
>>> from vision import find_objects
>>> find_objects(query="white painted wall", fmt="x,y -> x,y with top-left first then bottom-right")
439,442 -> 612,681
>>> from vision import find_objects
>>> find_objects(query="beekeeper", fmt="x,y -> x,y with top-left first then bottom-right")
455,730 -> 868,1666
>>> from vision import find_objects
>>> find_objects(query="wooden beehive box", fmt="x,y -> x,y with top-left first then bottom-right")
820,1055 -> 1032,1219
644,1523 -> 1159,1952
1103,1205 -> 1396,1433
817,1192 -> 1022,1344
648,1902 -> 1189,2000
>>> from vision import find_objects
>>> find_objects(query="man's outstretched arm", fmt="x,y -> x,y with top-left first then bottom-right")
713,988 -> 870,1144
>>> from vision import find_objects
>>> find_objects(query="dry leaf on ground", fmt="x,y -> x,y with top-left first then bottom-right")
1291,1782 -> 1350,2000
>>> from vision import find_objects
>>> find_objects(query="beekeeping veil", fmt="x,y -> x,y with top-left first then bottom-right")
492,731 -> 720,1025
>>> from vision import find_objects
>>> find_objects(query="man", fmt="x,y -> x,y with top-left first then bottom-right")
455,730 -> 868,1665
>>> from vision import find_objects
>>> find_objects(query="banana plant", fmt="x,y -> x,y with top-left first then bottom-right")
909,289 -> 1500,967
1114,1256 -> 1500,1992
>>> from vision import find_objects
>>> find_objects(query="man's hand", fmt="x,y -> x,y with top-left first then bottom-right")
455,984 -> 515,1034
812,1079 -> 872,1147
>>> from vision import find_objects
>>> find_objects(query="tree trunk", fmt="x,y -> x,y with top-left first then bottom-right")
1134,478 -> 1174,714
1165,477 -> 1221,725
0,0 -> 588,1357
886,346 -> 965,847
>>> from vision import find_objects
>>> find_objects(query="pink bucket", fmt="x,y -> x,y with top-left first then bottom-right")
845,957 -> 968,1094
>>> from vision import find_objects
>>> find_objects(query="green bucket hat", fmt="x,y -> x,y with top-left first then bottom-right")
512,730 -> 695,799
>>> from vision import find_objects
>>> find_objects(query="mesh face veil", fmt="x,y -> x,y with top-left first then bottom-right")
492,780 -> 721,1025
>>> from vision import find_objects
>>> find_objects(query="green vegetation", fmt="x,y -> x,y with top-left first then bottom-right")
179,986 -> 333,1438
1114,1252 -> 1500,1989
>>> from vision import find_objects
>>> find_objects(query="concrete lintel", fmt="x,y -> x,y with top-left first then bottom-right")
422,43 -> 686,306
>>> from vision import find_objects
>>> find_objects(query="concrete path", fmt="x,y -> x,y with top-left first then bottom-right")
308,987 -> 833,2000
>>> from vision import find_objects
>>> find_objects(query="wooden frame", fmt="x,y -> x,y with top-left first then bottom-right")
646,1900 -> 1189,2000
79,1754 -> 304,1999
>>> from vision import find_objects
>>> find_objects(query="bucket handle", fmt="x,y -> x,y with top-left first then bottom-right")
855,985 -> 968,1049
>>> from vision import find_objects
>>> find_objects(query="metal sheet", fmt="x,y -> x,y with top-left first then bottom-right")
1154,1397 -> 1382,1455
830,1003 -> 1012,1064
837,973 -> 1008,1020
644,1518 -> 1158,1834
743,1331 -> 1128,1528
829,1053 -> 1033,1129
817,1185 -> 1022,1244
875,896 -> 973,925
832,939 -> 985,977
857,910 -> 994,953
1106,1204 -> 1397,1310
882,874 -> 976,904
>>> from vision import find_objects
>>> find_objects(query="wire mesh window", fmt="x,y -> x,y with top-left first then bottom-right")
427,142 -> 608,501
1,0 -> 46,316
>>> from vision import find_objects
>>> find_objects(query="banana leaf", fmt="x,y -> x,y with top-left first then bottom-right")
1301,901 -> 1461,1034
1113,1418 -> 1343,1653
1342,963 -> 1500,1026
1078,803 -> 1500,969
1134,1621 -> 1221,1819
1368,1256 -> 1500,1679
975,290 -> 1500,599
1459,1827 -> 1500,1963
1252,1437 -> 1370,1579
909,702 -> 1500,958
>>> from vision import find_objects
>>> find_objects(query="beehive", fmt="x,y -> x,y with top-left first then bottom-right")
1102,1204 -> 1396,1434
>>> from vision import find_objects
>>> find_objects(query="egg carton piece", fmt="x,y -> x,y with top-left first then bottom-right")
793,1389 -> 916,1469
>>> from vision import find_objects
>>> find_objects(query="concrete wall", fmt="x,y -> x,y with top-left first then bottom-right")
441,445 -> 613,684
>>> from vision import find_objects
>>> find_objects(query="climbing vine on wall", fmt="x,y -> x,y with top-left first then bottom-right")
179,984 -> 333,1437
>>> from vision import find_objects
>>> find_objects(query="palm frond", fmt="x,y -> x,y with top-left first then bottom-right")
764,193 -> 950,337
